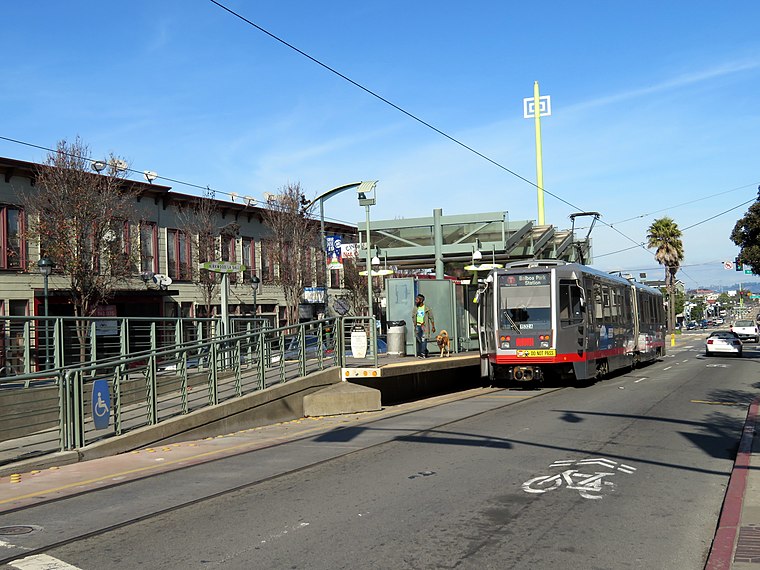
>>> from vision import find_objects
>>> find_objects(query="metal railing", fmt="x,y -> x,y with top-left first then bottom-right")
0,316 -> 346,467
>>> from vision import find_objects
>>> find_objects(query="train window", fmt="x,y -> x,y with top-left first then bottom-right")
611,288 -> 622,324
602,285 -> 612,324
593,282 -> 604,320
559,280 -> 583,327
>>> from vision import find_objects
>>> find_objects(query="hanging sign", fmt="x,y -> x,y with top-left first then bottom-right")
326,235 -> 343,269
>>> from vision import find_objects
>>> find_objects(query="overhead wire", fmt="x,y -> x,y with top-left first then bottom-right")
206,0 -> 650,255
0,134 -> 361,228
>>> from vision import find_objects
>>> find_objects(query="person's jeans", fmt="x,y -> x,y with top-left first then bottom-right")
415,324 -> 428,357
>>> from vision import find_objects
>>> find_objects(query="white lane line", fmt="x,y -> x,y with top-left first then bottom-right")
682,359 -> 689,363
634,378 -> 647,383
9,554 -> 83,569
663,366 -> 672,371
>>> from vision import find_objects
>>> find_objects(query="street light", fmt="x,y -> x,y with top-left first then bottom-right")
305,182 -> 364,310
37,257 -> 55,369
357,181 -> 378,318
251,275 -> 261,314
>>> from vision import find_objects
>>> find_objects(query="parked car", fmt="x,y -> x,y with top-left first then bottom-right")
271,335 -> 335,363
685,321 -> 698,331
705,331 -> 743,357
730,320 -> 759,342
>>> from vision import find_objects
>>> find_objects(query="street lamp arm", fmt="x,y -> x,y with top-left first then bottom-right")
306,182 -> 364,209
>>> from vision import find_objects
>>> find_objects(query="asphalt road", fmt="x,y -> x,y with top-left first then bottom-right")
3,334 -> 758,569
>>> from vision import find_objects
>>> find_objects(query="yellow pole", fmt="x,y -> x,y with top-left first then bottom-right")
533,81 -> 545,225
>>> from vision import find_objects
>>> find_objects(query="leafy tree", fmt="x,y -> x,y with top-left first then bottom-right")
731,197 -> 760,273
260,183 -> 319,325
21,138 -> 142,358
647,217 -> 684,332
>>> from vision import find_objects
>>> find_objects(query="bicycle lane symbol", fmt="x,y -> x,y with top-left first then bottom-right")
522,458 -> 637,500
91,379 -> 111,430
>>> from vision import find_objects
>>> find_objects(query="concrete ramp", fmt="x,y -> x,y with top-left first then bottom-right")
303,382 -> 381,417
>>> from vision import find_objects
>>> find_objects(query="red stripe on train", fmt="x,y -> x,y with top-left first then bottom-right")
492,346 -> 632,365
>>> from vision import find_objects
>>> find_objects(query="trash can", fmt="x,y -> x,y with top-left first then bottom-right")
387,320 -> 406,356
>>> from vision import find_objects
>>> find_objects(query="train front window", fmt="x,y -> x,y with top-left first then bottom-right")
498,273 -> 551,330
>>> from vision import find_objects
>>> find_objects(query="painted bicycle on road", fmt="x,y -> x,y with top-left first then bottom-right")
522,458 -> 636,500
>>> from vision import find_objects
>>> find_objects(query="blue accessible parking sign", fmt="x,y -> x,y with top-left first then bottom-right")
91,379 -> 111,430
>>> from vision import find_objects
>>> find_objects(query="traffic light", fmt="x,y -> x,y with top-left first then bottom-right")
736,257 -> 743,271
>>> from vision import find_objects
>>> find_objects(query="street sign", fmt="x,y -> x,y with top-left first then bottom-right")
723,261 -> 734,270
200,261 -> 246,273
745,269 -> 753,274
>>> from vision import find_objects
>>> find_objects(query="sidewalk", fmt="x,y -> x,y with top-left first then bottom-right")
706,399 -> 760,569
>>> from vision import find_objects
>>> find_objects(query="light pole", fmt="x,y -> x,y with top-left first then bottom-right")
305,182 -> 365,310
38,257 -> 55,369
251,275 -> 260,314
357,182 -> 378,318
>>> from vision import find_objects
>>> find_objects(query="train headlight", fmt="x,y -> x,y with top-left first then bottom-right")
540,341 -> 549,348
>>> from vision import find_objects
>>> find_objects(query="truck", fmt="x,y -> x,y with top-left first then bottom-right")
730,320 -> 759,342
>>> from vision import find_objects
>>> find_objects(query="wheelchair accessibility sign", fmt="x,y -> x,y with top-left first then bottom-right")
92,379 -> 111,430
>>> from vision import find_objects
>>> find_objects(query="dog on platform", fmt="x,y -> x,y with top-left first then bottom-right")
436,330 -> 451,357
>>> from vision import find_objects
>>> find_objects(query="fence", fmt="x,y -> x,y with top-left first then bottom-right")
0,316 -> 376,467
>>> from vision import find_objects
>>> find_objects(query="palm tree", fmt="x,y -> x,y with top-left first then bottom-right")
646,217 -> 684,332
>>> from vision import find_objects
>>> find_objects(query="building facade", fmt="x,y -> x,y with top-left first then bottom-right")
0,156 -> 356,327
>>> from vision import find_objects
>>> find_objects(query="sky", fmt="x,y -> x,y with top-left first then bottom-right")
2,0 -> 759,289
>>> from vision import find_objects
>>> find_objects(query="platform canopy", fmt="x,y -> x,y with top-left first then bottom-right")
357,210 -> 591,277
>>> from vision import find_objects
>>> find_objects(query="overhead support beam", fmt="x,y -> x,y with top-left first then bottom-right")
531,227 -> 555,257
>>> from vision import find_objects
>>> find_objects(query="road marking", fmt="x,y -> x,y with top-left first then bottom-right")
691,399 -> 748,407
663,366 -> 672,371
524,458 -> 636,500
8,554 -> 82,569
682,359 -> 689,363
634,377 -> 647,383
476,395 -> 533,399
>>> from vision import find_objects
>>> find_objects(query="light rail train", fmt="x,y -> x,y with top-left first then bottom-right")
476,260 -> 666,384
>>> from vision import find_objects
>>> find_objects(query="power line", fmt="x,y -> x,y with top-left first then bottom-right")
207,0 -> 649,254
0,134 -> 363,228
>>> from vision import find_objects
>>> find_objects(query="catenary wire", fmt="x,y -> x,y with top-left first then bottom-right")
205,0 -> 653,253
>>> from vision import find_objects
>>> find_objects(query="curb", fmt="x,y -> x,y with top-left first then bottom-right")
705,399 -> 759,569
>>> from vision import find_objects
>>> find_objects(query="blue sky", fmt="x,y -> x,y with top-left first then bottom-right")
2,1 -> 759,288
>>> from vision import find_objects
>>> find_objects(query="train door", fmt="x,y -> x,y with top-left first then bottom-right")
476,274 -> 495,378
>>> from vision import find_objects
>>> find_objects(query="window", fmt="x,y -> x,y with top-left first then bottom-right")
167,229 -> 192,281
242,237 -> 256,283
0,206 -> 25,270
140,223 -> 157,273
261,240 -> 276,284
220,233 -> 237,283
559,280 -> 584,327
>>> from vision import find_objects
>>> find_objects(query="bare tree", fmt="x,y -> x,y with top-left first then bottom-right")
340,257 -> 369,316
21,137 -> 141,358
260,183 -> 319,325
176,189 -> 223,319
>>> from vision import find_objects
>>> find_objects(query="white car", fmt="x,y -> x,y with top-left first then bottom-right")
730,320 -> 759,342
705,331 -> 743,357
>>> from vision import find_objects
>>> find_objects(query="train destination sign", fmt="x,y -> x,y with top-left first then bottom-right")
500,274 -> 549,287
200,261 -> 246,273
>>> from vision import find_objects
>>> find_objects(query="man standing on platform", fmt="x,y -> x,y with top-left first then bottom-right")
412,294 -> 435,358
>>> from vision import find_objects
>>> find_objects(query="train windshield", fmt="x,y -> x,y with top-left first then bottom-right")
498,273 -> 551,330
